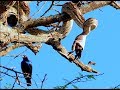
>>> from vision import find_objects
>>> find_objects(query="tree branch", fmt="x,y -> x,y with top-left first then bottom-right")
40,74 -> 47,89
46,40 -> 98,73
16,1 -> 113,32
0,1 -> 16,14
0,17 -> 73,56
79,1 -> 112,14
0,1 -> 119,74
0,43 -> 24,56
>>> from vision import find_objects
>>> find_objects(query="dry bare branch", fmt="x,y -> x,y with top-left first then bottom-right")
0,1 -> 120,74
40,74 -> 47,89
41,1 -> 54,17
63,73 -> 104,89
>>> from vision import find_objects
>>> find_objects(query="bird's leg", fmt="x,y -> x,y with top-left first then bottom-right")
74,54 -> 78,60
68,50 -> 74,55
74,48 -> 83,60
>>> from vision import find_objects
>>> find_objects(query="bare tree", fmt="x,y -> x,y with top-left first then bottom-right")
0,1 -> 120,88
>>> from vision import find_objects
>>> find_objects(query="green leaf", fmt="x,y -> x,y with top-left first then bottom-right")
78,73 -> 83,77
53,86 -> 67,89
0,78 -> 3,81
87,75 -> 96,80
72,84 -> 79,89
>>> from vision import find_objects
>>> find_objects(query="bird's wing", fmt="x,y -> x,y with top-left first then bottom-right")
29,63 -> 32,77
72,41 -> 76,51
21,61 -> 26,73
21,61 -> 32,78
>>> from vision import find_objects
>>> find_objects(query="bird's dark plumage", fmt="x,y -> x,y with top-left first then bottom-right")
21,55 -> 32,86
88,61 -> 96,65
70,34 -> 86,60
74,43 -> 83,60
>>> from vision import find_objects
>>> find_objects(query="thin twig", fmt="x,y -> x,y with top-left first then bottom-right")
62,73 -> 104,88
14,49 -> 28,59
0,66 -> 28,89
41,74 -> 47,89
32,77 -> 39,88
114,84 -> 120,89
41,1 -> 54,17
51,8 -> 61,14
0,71 -> 16,78
29,1 -> 47,20
11,77 -> 16,89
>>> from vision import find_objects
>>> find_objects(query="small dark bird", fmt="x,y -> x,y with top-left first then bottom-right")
21,55 -> 32,86
88,61 -> 96,65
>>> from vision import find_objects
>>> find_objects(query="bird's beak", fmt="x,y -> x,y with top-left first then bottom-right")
22,55 -> 26,58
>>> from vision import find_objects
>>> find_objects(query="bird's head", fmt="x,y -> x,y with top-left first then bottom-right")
22,55 -> 28,61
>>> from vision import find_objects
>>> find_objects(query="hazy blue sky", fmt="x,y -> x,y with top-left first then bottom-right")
1,1 -> 120,89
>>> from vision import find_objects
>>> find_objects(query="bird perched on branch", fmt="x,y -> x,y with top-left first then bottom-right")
21,55 -> 32,86
69,34 -> 87,60
88,61 -> 96,65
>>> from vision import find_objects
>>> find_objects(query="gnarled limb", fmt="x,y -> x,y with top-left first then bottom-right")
25,43 -> 42,55
0,1 -> 16,14
0,15 -> 73,56
46,40 -> 98,73
15,1 -> 117,33
79,1 -> 112,14
7,1 -> 117,41
0,43 -> 24,56
62,2 -> 85,28
1,1 -> 119,73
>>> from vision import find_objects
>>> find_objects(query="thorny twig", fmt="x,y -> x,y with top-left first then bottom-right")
114,84 -> 120,89
11,73 -> 20,89
0,65 -> 29,88
51,8 -> 61,14
63,73 -> 104,88
0,65 -> 27,88
54,73 -> 104,89
37,1 -> 41,6
0,65 -> 48,89
0,65 -> 23,74
0,71 -> 16,78
41,74 -> 47,89
41,1 -> 55,17
29,1 -> 47,20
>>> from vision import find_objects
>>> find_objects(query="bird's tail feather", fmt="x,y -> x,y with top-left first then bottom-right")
26,78 -> 31,86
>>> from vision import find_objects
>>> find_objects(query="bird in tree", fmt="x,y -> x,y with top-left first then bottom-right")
88,61 -> 96,65
69,34 -> 87,60
21,55 -> 32,86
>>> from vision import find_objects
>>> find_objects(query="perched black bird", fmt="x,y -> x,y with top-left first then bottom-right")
21,55 -> 32,86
